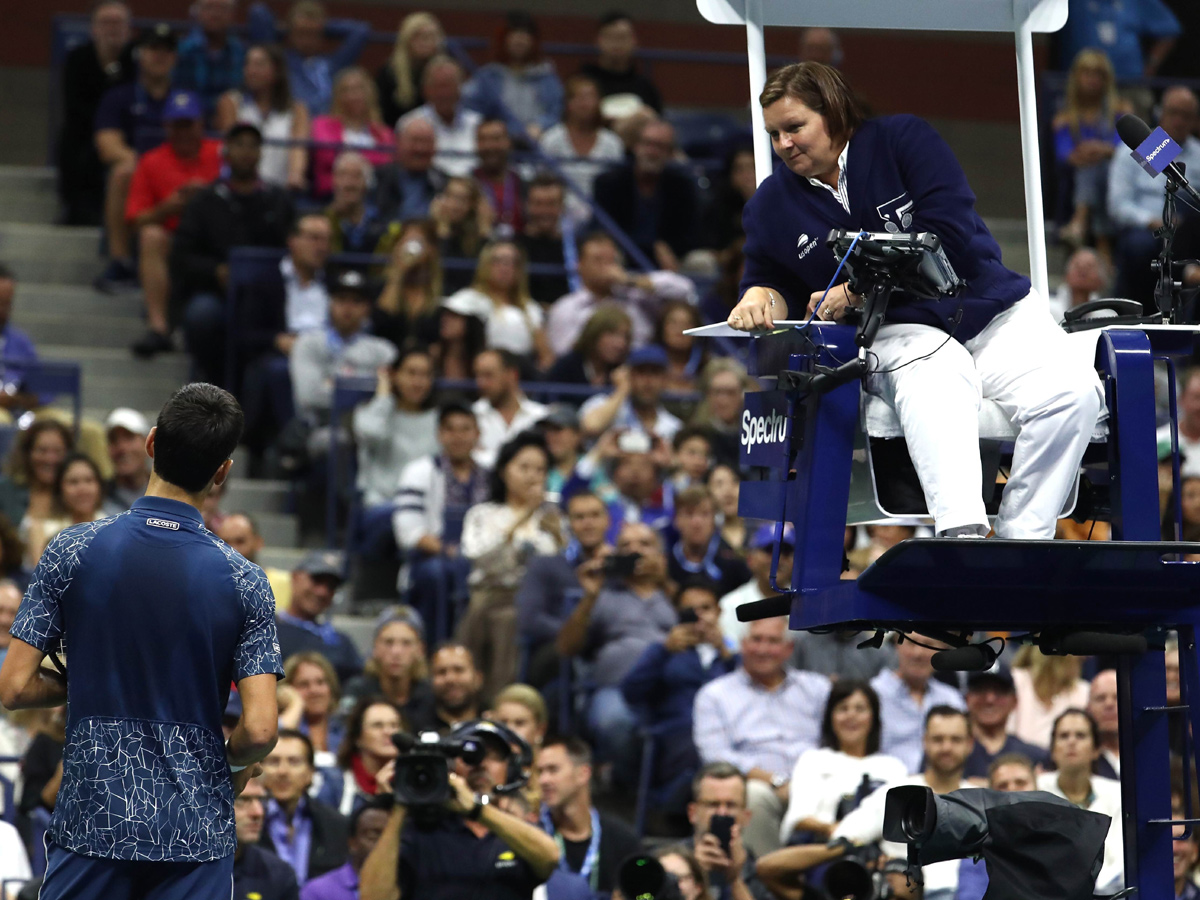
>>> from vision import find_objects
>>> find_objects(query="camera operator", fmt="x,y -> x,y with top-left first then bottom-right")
359,721 -> 560,900
555,521 -> 676,783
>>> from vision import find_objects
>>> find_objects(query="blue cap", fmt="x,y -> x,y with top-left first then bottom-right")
163,90 -> 204,122
627,344 -> 669,369
749,522 -> 796,551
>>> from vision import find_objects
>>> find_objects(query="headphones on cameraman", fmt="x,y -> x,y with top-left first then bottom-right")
447,719 -> 533,796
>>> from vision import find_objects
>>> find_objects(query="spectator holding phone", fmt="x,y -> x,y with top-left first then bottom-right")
686,763 -> 774,900
555,522 -> 675,784
621,578 -> 738,789
579,345 -> 682,443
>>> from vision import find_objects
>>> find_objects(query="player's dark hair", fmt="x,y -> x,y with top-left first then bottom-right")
759,61 -> 866,144
153,383 -> 244,493
0,263 -> 14,281
277,728 -> 316,769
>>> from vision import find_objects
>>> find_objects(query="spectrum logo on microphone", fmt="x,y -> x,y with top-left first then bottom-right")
1133,126 -> 1182,176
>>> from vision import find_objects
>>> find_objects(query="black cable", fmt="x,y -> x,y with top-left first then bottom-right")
865,303 -> 965,377
1087,518 -> 1097,540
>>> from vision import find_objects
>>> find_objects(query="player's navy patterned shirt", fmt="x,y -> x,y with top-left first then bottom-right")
10,496 -> 284,862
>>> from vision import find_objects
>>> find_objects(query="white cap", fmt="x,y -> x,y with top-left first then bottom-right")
441,290 -> 489,320
105,407 -> 150,437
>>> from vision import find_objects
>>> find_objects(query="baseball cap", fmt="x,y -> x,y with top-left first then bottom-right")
295,549 -> 344,581
163,90 -> 204,122
105,407 -> 150,438
326,267 -> 373,298
627,344 -> 669,370
542,404 -> 580,430
966,663 -> 1015,693
749,522 -> 796,551
140,22 -> 178,51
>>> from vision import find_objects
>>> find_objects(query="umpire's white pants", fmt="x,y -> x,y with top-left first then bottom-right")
867,291 -> 1105,539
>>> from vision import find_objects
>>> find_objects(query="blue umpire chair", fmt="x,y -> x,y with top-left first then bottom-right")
691,232 -> 1200,899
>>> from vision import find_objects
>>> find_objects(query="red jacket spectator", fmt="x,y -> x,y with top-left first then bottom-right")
125,138 -> 222,232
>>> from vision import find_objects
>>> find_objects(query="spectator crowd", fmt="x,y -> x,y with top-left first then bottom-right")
3,0 -> 1200,898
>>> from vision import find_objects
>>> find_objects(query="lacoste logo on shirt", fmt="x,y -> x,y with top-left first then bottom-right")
146,518 -> 180,530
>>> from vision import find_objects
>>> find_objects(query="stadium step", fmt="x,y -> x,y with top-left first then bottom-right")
13,310 -> 146,349
0,222 -> 102,286
258,546 -> 307,570
222,479 -> 293,515
0,166 -> 57,226
252,510 -> 299,548
37,344 -> 190,409
13,283 -> 144,318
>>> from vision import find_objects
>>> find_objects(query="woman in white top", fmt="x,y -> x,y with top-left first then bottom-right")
779,679 -> 908,843
539,74 -> 624,220
1008,646 -> 1091,750
215,43 -> 310,190
352,347 -> 440,508
443,240 -> 553,370
459,431 -> 566,698
1037,708 -> 1124,893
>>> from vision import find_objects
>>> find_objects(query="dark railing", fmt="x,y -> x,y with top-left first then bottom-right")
326,373 -> 704,547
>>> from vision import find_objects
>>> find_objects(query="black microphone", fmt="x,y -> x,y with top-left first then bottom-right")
1116,113 -> 1200,206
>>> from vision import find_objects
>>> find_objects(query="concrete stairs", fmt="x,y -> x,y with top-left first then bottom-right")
0,164 -> 307,585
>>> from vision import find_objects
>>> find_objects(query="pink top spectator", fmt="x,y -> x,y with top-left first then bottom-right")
310,116 -> 395,197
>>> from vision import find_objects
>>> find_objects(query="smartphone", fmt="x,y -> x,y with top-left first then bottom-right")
602,552 -> 641,579
678,607 -> 700,625
709,814 -> 735,856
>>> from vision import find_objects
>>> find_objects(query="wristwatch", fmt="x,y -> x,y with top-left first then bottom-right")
467,792 -> 491,820
770,774 -> 790,790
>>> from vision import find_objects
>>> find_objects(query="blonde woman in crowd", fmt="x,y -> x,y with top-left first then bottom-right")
278,651 -> 344,767
310,67 -> 395,197
1007,645 -> 1090,750
377,11 -> 445,127
1053,49 -> 1128,253
443,240 -> 553,370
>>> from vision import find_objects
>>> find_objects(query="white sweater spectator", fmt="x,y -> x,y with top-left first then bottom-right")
290,329 -> 396,422
352,394 -> 438,507
444,286 -> 545,358
779,746 -> 908,842
833,774 -> 971,898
